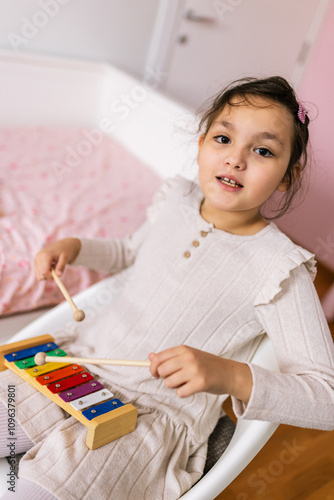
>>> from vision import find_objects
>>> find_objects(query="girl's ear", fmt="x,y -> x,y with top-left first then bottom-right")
276,179 -> 288,193
197,134 -> 205,163
276,163 -> 301,192
198,134 -> 205,149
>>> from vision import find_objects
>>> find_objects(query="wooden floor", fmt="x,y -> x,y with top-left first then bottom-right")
216,263 -> 334,500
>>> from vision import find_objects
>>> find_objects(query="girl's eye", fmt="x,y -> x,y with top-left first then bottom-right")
214,135 -> 230,144
255,147 -> 273,158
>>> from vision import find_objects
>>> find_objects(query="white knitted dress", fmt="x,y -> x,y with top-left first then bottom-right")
1,175 -> 334,500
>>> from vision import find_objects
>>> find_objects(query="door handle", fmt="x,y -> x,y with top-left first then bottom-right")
183,9 -> 216,24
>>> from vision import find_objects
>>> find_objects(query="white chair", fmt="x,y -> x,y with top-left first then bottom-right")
181,336 -> 279,500
0,274 -> 279,499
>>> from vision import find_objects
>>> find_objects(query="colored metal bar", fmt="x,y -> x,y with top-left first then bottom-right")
82,398 -> 124,421
14,349 -> 67,370
47,371 -> 93,394
24,361 -> 71,378
4,342 -> 58,362
58,380 -> 104,403
70,388 -> 114,411
36,364 -> 84,385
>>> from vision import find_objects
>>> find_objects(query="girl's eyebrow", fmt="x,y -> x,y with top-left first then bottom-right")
212,119 -> 233,129
212,120 -> 284,148
254,132 -> 284,149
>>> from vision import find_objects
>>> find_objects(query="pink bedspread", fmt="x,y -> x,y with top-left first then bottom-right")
0,127 -> 161,315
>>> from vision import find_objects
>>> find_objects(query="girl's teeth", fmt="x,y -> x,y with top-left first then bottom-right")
219,177 -> 242,187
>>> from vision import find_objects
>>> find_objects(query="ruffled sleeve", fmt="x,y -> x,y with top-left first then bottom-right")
232,247 -> 334,430
254,245 -> 317,307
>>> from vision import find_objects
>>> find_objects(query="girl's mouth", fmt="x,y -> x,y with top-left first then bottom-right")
216,176 -> 243,188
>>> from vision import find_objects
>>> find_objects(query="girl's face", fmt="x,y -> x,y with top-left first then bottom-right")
197,97 -> 295,231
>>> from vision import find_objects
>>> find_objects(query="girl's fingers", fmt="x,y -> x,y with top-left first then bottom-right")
152,346 -> 251,400
149,346 -> 187,378
161,366 -> 204,398
163,369 -> 188,390
34,255 -> 51,280
34,253 -> 59,280
54,253 -> 68,277
34,238 -> 81,281
149,347 -> 203,397
148,353 -> 159,378
176,381 -> 197,399
149,346 -> 229,397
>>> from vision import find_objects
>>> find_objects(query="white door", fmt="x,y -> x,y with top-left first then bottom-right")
154,0 -> 326,109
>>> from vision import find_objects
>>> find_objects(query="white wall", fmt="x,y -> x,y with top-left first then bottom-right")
0,0 -> 159,78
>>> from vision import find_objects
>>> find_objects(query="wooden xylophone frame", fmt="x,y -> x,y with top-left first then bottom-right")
0,334 -> 138,450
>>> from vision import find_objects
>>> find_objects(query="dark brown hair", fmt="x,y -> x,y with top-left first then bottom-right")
197,76 -> 310,218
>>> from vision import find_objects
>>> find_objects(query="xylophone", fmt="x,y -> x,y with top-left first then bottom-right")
0,334 -> 138,450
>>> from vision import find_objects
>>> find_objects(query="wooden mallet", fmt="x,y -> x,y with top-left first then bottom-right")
51,269 -> 85,322
34,352 -> 150,368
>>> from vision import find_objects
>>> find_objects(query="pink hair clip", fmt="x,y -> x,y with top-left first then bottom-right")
297,101 -> 307,124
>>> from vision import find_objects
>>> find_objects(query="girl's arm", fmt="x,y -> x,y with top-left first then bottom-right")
68,220 -> 151,274
149,346 -> 253,404
34,220 -> 151,280
34,177 -> 179,281
150,265 -> 334,431
239,263 -> 334,430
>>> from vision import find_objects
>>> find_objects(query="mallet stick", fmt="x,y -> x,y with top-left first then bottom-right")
34,352 -> 150,368
50,269 -> 85,322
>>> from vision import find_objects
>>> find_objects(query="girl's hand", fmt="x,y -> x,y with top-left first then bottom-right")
34,238 -> 81,280
149,345 -> 253,403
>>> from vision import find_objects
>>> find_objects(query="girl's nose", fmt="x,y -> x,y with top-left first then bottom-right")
225,151 -> 246,170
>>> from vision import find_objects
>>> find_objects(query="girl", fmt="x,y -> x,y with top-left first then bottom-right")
1,76 -> 334,500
